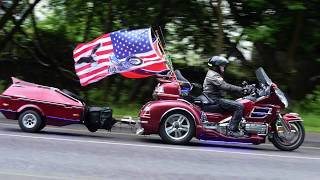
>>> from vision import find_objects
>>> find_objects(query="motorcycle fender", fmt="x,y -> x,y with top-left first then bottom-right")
282,113 -> 303,122
141,100 -> 201,134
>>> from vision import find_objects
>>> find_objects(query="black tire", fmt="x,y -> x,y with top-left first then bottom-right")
18,110 -> 43,133
159,111 -> 195,145
270,121 -> 305,151
86,126 -> 99,132
39,120 -> 46,131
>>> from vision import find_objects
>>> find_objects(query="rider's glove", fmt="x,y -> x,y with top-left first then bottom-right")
242,85 -> 254,95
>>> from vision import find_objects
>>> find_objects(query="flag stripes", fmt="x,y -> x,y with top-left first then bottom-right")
73,28 -> 169,86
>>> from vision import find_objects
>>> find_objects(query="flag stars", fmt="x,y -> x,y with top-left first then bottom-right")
110,28 -> 153,59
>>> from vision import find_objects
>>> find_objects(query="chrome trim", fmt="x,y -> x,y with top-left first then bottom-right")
258,123 -> 268,136
164,113 -> 190,140
286,119 -> 303,122
0,95 -> 12,99
256,96 -> 268,102
136,128 -> 144,135
278,114 -> 290,132
119,116 -> 136,125
22,113 -> 37,128
177,98 -> 192,105
219,116 -> 232,124
249,107 -> 272,119
288,112 -> 299,116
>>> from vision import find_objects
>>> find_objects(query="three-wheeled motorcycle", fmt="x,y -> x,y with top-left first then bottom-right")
137,67 -> 305,151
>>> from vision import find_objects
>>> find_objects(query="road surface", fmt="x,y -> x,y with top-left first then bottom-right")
0,117 -> 319,180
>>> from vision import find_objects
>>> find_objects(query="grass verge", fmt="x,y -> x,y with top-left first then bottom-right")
111,104 -> 320,133
112,103 -> 142,117
301,113 -> 320,133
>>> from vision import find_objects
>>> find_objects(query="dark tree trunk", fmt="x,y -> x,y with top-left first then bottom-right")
0,0 -> 42,51
0,0 -> 20,29
83,2 -> 96,42
211,0 -> 224,55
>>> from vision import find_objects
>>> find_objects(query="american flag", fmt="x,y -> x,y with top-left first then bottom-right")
73,28 -> 168,86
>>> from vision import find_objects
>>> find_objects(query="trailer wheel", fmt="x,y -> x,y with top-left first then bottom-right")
18,110 -> 43,133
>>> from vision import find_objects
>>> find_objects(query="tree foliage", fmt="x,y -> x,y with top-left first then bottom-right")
0,0 -> 319,106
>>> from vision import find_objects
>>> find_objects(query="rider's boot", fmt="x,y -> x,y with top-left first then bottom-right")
228,120 -> 245,137
228,128 -> 245,137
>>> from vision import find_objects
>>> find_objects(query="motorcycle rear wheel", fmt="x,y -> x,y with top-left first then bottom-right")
270,121 -> 305,151
159,111 -> 195,145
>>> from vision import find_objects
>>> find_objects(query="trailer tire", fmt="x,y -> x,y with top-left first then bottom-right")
18,110 -> 43,133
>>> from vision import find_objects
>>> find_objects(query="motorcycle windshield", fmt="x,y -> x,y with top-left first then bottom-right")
255,67 -> 273,86
275,87 -> 288,107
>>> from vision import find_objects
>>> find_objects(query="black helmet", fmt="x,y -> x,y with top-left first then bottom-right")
208,56 -> 229,67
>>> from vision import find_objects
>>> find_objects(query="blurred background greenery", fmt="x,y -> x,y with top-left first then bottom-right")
0,0 -> 319,130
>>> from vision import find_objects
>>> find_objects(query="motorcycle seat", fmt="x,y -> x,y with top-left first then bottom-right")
194,94 -> 224,113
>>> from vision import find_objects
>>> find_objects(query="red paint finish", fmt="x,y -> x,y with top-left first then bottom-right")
282,113 -> 302,121
140,100 -> 201,134
205,112 -> 229,123
139,73 -> 302,145
153,82 -> 180,100
0,78 -> 84,126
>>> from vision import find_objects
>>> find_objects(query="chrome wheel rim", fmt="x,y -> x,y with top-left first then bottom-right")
277,123 -> 301,146
22,113 -> 37,128
165,114 -> 190,140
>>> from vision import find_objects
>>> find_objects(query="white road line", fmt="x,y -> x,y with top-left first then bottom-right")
0,171 -> 101,180
2,122 -> 320,150
0,133 -> 319,161
0,122 -> 141,137
0,171 -> 65,180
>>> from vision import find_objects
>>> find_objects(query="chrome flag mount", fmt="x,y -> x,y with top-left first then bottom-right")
73,28 -> 168,86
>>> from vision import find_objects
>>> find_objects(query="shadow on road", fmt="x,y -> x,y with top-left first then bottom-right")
137,138 -> 279,152
2,126 -> 308,153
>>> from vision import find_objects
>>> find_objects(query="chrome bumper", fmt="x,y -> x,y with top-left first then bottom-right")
136,127 -> 145,135
135,118 -> 146,135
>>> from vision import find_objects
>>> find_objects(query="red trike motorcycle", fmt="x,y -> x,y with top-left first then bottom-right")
137,67 -> 305,151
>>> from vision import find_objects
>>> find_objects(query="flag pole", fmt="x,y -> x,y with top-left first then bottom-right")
154,28 -> 176,80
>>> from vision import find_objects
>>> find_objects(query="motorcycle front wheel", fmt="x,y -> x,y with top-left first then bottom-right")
269,121 -> 305,151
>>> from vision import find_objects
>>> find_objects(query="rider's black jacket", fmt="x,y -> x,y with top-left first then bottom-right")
203,70 -> 243,99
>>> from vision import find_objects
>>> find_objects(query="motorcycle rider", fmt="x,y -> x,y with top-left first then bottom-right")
203,56 -> 251,137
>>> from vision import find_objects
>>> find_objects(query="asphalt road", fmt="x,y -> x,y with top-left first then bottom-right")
0,117 -> 320,180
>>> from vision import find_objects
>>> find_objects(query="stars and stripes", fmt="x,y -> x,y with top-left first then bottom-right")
110,28 -> 152,59
72,28 -> 169,86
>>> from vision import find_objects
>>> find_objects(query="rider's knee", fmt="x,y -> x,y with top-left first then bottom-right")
236,103 -> 244,111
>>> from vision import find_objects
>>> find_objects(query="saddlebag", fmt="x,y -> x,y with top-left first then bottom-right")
84,106 -> 116,132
